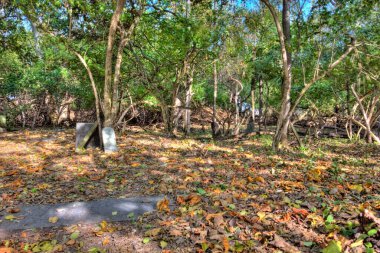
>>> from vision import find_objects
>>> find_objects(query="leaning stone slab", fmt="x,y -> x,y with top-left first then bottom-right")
0,196 -> 166,238
75,122 -> 100,151
102,127 -> 118,153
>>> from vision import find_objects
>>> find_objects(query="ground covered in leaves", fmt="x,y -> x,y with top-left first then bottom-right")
0,128 -> 380,252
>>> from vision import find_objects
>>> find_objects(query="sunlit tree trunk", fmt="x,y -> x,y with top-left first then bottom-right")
258,77 -> 263,134
183,67 -> 194,135
262,0 -> 292,151
212,61 -> 220,138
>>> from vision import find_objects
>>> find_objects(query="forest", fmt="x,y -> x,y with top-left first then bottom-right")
0,0 -> 379,252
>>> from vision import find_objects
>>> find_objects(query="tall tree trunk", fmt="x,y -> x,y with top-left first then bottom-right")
246,74 -> 256,134
111,12 -> 143,123
258,77 -> 263,134
212,61 -> 219,138
262,0 -> 292,151
183,67 -> 194,136
104,0 -> 127,127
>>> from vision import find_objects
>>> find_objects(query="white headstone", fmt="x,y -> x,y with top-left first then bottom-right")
102,127 -> 118,153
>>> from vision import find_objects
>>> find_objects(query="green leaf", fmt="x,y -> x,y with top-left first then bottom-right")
128,212 -> 135,218
142,238 -> 150,244
322,240 -> 342,253
197,188 -> 206,195
70,231 -> 80,240
367,229 -> 377,236
160,240 -> 167,249
326,214 -> 334,223
303,241 -> 313,247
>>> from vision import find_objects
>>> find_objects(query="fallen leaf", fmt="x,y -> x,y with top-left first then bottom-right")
66,239 -> 75,246
160,240 -> 168,249
48,216 -> 59,224
102,237 -> 110,246
6,208 -> 20,213
157,197 -> 170,213
5,215 -> 15,221
169,228 -> 182,236
145,228 -> 161,237
222,236 -> 229,253
187,194 -> 201,206
269,234 -> 301,253
322,240 -> 342,253
291,208 -> 309,217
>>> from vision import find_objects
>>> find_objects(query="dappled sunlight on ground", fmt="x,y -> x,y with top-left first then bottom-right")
1,128 -> 380,252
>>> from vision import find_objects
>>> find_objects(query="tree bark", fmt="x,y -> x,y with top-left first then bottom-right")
111,10 -> 143,124
246,74 -> 256,134
258,77 -> 263,134
104,0 -> 127,127
183,67 -> 194,136
262,0 -> 292,151
351,85 -> 380,144
212,61 -> 219,138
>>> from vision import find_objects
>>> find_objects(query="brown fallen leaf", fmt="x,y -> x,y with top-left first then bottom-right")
145,228 -> 161,237
269,234 -> 301,253
66,239 -> 76,245
169,228 -> 182,236
6,208 -> 20,214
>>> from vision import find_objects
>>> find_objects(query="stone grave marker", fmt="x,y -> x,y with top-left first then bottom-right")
102,127 -> 117,153
75,122 -> 100,151
0,115 -> 6,132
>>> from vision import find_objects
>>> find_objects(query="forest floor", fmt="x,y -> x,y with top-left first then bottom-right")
0,127 -> 380,252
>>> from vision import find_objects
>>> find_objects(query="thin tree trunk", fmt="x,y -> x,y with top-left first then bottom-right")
74,52 -> 103,147
351,85 -> 380,144
258,77 -> 263,134
104,0 -> 127,127
183,67 -> 194,136
212,61 -> 219,138
246,74 -> 256,134
262,0 -> 292,151
111,11 -> 143,123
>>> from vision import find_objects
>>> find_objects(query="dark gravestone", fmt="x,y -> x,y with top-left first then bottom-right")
75,123 -> 100,150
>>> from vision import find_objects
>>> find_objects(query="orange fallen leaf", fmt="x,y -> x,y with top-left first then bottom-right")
0,247 -> 17,253
291,208 -> 309,217
102,237 -> 110,246
252,176 -> 265,184
222,236 -> 229,253
157,198 -> 170,213
177,196 -> 186,205
186,194 -> 201,206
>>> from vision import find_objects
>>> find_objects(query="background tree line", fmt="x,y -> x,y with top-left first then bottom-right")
0,0 -> 379,150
